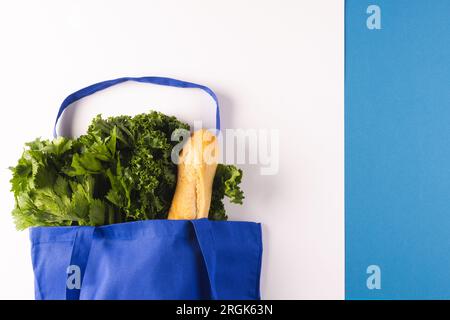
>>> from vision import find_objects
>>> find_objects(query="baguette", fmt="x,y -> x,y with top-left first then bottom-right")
168,129 -> 219,220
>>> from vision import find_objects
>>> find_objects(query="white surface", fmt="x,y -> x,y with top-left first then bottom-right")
0,0 -> 344,299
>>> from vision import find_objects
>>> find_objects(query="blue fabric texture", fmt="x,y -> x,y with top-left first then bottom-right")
30,219 -> 262,300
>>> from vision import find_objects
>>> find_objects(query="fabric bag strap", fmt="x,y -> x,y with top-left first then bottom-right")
66,227 -> 95,300
190,219 -> 219,299
53,76 -> 221,138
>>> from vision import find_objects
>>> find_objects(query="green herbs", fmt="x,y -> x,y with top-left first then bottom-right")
209,164 -> 244,221
10,111 -> 244,230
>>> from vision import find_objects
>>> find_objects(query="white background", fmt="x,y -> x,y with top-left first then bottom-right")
0,0 -> 343,299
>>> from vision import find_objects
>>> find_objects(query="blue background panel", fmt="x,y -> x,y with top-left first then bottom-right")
346,0 -> 450,299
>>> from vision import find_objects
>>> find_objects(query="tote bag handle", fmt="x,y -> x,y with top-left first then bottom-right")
53,76 -> 221,138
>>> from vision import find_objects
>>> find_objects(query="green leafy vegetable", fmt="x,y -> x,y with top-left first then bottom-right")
209,164 -> 244,221
10,111 -> 244,230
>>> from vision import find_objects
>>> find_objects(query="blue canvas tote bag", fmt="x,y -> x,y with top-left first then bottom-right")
29,77 -> 263,300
